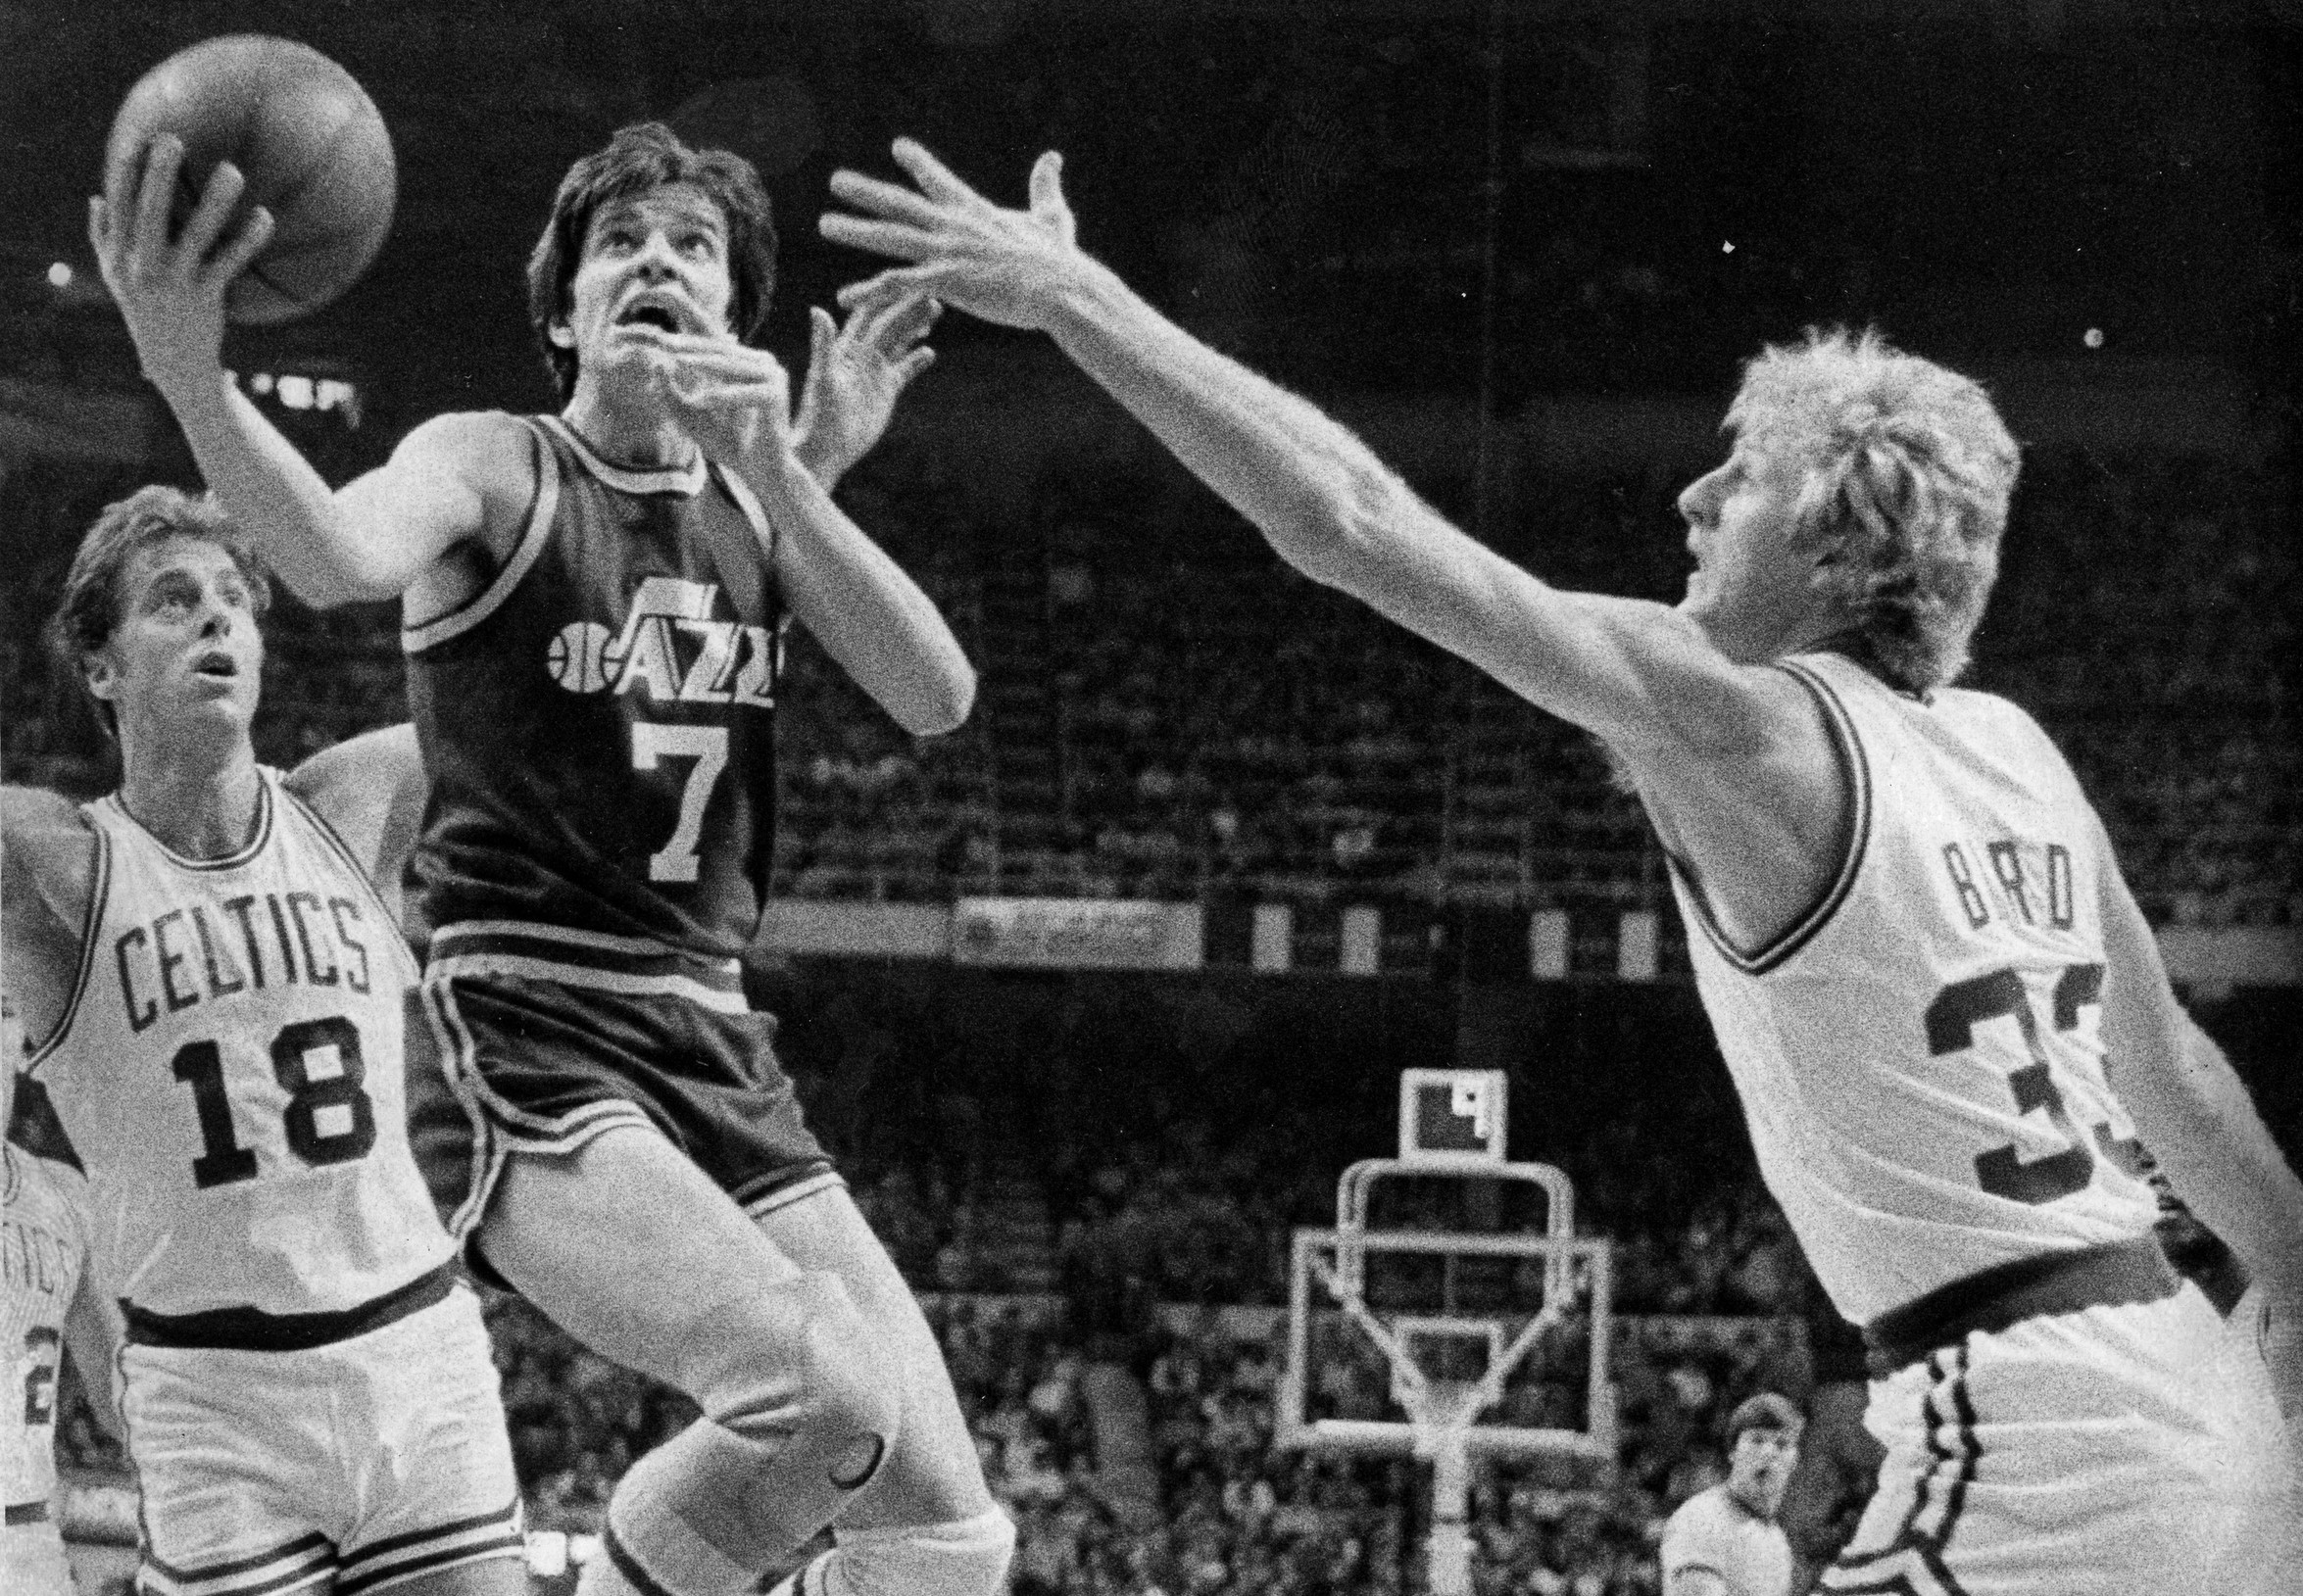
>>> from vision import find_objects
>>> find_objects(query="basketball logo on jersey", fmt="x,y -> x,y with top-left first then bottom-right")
546,576 -> 776,708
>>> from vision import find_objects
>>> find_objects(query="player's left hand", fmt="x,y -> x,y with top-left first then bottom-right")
791,294 -> 940,488
630,330 -> 797,467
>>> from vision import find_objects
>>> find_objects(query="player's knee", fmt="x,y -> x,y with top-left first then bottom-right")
699,1272 -> 900,1490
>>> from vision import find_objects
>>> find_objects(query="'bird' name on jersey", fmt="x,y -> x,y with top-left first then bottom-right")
1941,838 -> 2078,931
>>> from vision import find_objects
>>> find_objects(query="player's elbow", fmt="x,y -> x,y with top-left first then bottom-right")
894,657 -> 976,738
1271,465 -> 1415,591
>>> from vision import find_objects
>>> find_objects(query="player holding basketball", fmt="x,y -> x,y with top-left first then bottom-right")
822,143 -> 2303,1590
3,487 -> 525,1596
1659,1394 -> 1801,1596
92,122 -> 1007,1596
1,1006 -> 116,1596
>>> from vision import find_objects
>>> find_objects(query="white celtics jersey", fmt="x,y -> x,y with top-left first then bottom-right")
1,1141 -> 87,1578
24,769 -> 451,1318
1670,651 -> 2159,1325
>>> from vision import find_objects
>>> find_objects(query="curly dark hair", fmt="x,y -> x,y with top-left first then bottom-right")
525,121 -> 779,404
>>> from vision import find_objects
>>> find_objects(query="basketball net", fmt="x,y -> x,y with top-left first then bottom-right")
1406,1377 -> 1489,1461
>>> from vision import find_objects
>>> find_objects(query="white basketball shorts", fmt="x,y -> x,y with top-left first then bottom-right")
122,1282 -> 524,1596
1821,1282 -> 2260,1595
0,1517 -> 74,1596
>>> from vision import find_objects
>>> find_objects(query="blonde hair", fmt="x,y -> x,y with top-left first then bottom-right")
46,485 -> 272,738
1727,327 -> 2019,690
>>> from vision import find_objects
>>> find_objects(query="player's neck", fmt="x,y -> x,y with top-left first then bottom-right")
1723,1478 -> 1776,1523
562,388 -> 698,470
116,742 -> 265,860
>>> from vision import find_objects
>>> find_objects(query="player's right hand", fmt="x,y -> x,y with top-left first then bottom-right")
89,135 -> 274,398
820,140 -> 1092,334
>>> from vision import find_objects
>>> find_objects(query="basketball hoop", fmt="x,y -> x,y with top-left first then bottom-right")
1407,1377 -> 1490,1460
1277,1073 -> 1621,1596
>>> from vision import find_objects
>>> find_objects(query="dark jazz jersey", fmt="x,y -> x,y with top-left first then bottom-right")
403,415 -> 785,958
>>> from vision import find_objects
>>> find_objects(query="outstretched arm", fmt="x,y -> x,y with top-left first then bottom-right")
820,142 -> 1783,763
92,137 -> 515,605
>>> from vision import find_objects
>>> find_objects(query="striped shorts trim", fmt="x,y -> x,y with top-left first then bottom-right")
428,921 -> 747,1013
742,1169 -> 845,1220
337,1496 -> 526,1596
1821,1344 -> 1981,1596
139,1530 -> 334,1596
420,974 -> 659,1240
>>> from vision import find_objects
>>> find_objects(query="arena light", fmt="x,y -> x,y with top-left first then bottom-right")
47,261 -> 72,288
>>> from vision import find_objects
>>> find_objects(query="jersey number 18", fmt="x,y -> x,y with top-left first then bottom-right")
171,1015 -> 377,1188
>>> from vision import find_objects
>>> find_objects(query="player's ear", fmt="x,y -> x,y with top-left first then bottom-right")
81,647 -> 121,705
1809,527 -> 1853,580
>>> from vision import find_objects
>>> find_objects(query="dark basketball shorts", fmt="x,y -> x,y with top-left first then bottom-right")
409,921 -> 840,1260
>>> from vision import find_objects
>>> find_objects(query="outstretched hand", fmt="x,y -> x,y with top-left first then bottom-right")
89,134 -> 275,398
793,293 -> 940,486
820,139 -> 1090,333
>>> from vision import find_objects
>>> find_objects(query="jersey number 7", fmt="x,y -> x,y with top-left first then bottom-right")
632,722 -> 729,884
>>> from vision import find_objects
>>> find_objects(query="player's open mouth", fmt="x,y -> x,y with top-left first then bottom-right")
615,297 -> 692,334
192,651 -> 239,680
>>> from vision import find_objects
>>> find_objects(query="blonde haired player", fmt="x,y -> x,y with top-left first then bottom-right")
824,143 -> 2303,1593
3,487 -> 525,1596
1,1003 -> 115,1596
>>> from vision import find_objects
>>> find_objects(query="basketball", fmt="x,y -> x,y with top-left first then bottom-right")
104,35 -> 395,325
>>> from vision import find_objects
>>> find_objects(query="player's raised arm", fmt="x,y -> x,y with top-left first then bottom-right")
2,787 -> 98,1048
284,724 -> 429,922
821,141 -> 1790,761
91,138 -> 519,607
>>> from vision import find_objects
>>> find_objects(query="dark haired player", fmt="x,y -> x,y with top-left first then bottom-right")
4,486 -> 523,1596
1661,1394 -> 1803,1596
93,124 -> 1006,1596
